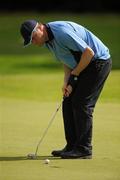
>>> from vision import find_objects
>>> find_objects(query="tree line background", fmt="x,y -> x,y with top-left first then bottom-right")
0,0 -> 119,12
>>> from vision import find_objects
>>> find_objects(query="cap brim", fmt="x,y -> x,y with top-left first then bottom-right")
23,23 -> 38,47
23,38 -> 31,47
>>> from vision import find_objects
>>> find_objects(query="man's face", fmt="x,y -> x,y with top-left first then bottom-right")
31,25 -> 46,46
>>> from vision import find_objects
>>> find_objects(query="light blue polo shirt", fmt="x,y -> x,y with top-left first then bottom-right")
45,21 -> 110,69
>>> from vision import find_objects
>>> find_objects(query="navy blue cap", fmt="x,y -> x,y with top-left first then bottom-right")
20,20 -> 38,46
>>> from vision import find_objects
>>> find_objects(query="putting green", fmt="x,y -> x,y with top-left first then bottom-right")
0,99 -> 120,180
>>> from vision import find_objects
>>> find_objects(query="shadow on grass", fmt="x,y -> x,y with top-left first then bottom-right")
0,156 -> 61,161
14,62 -> 61,69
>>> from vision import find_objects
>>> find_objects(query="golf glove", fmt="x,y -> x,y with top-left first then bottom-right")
68,74 -> 79,90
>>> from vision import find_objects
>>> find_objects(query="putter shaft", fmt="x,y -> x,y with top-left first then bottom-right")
35,101 -> 62,156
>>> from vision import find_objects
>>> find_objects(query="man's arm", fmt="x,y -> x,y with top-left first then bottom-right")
62,64 -> 72,96
63,64 -> 71,84
71,47 -> 94,76
65,47 -> 94,97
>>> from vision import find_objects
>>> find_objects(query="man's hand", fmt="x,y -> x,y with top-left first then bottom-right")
62,74 -> 79,97
62,84 -> 73,97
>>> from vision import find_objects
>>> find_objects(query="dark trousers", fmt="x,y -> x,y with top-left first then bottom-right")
62,59 -> 112,153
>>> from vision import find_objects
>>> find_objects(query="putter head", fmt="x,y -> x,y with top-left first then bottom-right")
27,153 -> 37,159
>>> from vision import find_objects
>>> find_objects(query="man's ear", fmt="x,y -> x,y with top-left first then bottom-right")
37,23 -> 42,30
38,23 -> 45,34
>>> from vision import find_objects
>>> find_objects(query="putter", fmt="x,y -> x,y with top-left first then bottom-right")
33,100 -> 63,157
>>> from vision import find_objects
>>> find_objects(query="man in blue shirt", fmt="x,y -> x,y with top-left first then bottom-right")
20,20 -> 112,159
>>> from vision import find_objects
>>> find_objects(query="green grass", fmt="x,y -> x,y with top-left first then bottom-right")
0,54 -> 62,74
0,70 -> 120,179
0,99 -> 120,180
0,69 -> 120,103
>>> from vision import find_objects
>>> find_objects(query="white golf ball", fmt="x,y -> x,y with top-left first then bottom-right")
44,159 -> 50,164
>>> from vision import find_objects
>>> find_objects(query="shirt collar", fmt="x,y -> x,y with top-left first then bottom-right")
44,24 -> 54,43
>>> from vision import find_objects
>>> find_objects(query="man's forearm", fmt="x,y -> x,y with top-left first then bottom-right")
71,47 -> 94,76
63,64 -> 71,84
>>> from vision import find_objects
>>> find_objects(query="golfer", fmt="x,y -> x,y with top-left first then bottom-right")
20,20 -> 112,159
